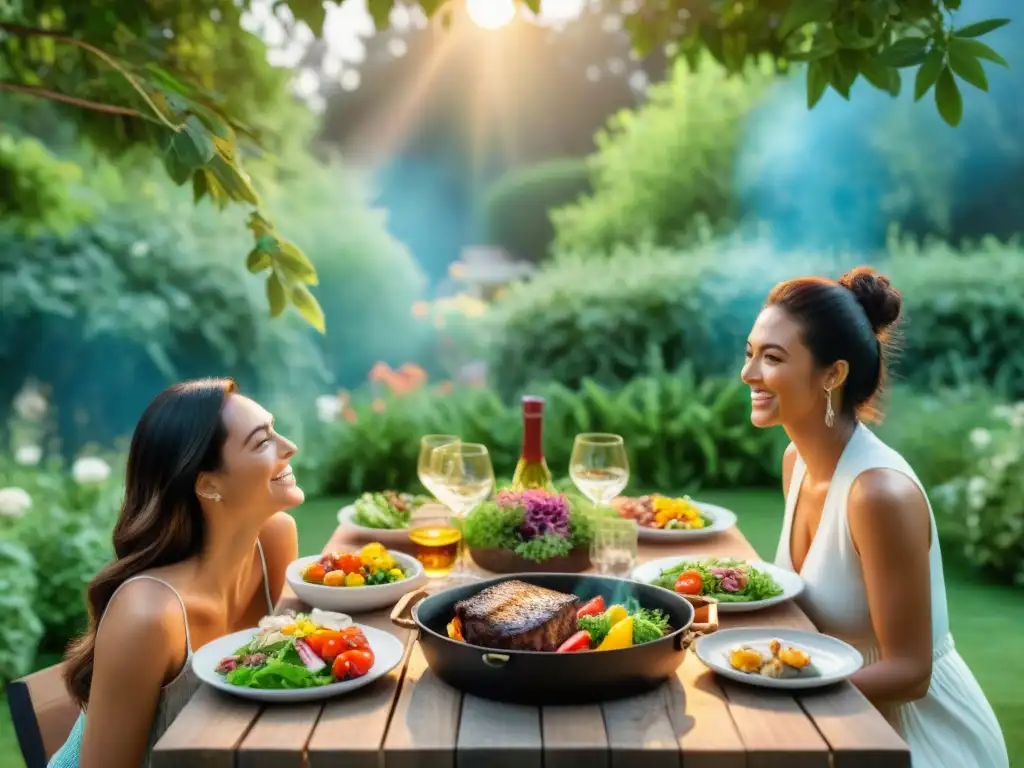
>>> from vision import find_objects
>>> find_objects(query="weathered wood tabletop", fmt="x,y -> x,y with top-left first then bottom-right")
152,504 -> 910,768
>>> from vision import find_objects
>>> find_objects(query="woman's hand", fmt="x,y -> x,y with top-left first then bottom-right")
79,580 -> 188,768
848,468 -> 934,705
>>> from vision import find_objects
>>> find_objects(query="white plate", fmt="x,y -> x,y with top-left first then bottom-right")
630,554 -> 804,613
286,551 -> 427,613
695,628 -> 864,690
192,624 -> 405,702
632,501 -> 738,541
337,504 -> 412,547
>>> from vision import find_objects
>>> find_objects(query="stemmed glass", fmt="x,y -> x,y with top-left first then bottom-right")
417,434 -> 460,500
428,442 -> 495,585
569,433 -> 630,510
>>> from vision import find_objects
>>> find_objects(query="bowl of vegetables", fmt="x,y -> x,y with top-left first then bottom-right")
287,542 -> 427,613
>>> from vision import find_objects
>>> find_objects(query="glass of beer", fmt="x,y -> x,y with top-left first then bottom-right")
408,512 -> 462,582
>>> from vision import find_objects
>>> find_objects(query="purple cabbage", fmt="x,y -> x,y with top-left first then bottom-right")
519,490 -> 570,539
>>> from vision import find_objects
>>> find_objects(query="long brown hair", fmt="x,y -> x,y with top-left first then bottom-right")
63,378 -> 237,707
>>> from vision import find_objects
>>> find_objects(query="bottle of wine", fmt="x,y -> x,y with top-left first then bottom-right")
511,395 -> 555,491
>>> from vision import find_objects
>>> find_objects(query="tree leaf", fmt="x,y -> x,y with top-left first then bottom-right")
367,0 -> 394,30
949,37 -> 1009,67
266,272 -> 286,317
777,0 -> 835,40
886,67 -> 902,97
246,248 -> 272,273
914,48 -> 945,101
948,46 -> 989,92
806,60 -> 829,107
520,0 -> 541,14
291,284 -> 326,333
858,52 -> 894,92
942,0 -> 961,9
275,241 -> 319,285
878,37 -> 930,68
934,65 -> 963,127
290,0 -> 328,37
953,18 -> 1010,39
192,169 -> 209,202
828,50 -> 858,99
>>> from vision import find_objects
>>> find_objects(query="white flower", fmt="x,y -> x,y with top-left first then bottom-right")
130,241 -> 150,258
316,394 -> 342,423
0,487 -> 31,518
14,445 -> 42,466
969,428 -> 992,450
72,456 -> 111,485
12,387 -> 47,421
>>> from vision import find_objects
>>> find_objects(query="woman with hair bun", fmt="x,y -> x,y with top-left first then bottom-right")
48,378 -> 302,767
741,267 -> 1007,767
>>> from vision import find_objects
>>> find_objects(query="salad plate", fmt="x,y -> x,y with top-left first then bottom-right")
695,628 -> 863,690
630,554 -> 804,613
192,610 -> 405,703
337,491 -> 430,546
614,496 -> 738,542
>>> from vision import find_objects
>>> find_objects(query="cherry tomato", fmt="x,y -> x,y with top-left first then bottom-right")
556,630 -> 592,653
576,596 -> 606,619
674,570 -> 704,595
337,649 -> 375,679
331,654 -> 350,680
335,553 -> 362,574
340,628 -> 370,650
302,563 -> 327,584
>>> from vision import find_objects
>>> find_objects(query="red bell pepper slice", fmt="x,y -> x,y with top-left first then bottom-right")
557,630 -> 592,653
576,595 -> 606,619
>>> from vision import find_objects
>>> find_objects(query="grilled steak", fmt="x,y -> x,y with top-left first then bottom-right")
454,580 -> 580,652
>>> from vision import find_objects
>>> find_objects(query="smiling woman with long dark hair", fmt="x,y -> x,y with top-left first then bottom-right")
741,267 -> 1007,768
48,378 -> 301,768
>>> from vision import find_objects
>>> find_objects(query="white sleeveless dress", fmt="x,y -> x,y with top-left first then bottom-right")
774,423 -> 1008,768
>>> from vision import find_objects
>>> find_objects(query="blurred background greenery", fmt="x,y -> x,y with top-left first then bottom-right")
2,0 -> 1024,764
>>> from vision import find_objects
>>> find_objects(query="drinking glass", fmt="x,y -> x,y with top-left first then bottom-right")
569,433 -> 630,509
407,511 -> 462,587
429,442 -> 495,585
417,435 -> 460,500
590,516 -> 639,577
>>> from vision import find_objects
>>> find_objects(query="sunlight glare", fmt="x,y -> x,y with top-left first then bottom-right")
466,0 -> 516,30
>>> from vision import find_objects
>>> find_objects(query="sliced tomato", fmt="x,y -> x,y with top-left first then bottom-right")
674,570 -> 704,595
576,595 -> 606,618
334,649 -> 375,680
340,628 -> 370,650
556,630 -> 592,653
302,563 -> 327,584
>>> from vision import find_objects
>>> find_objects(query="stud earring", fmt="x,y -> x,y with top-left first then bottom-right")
824,387 -> 835,428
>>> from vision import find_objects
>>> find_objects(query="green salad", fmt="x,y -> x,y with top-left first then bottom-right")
351,490 -> 429,530
653,557 -> 785,603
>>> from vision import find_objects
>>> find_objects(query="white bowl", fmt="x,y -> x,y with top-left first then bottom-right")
192,624 -> 405,702
337,504 -> 413,548
286,550 -> 427,614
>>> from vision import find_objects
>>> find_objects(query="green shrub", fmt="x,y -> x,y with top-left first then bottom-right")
0,540 -> 44,683
316,365 -> 787,496
482,157 -> 592,263
551,53 -> 774,256
933,402 -> 1024,585
885,237 -> 1024,401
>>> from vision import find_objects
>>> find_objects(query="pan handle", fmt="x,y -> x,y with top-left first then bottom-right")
390,589 -> 429,631
676,595 -> 720,651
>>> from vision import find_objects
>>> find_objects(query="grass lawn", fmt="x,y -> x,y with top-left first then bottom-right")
1,489 -> 1019,766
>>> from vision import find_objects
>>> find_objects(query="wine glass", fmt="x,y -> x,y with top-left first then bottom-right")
417,435 -> 460,500
569,433 -> 630,510
429,442 -> 495,585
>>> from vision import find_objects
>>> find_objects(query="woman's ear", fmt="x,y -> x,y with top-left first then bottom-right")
826,360 -> 850,391
195,473 -> 222,503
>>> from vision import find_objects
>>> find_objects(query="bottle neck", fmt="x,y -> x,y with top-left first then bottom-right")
521,412 -> 544,463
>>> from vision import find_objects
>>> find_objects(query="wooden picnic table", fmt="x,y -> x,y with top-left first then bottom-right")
152,503 -> 911,768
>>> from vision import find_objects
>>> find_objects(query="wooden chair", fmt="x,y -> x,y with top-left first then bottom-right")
7,663 -> 79,768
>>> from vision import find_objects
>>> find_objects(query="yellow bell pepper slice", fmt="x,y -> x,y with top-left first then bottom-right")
596,616 -> 634,651
605,604 -> 628,626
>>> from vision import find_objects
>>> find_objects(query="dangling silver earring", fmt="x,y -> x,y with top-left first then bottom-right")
824,387 -> 835,428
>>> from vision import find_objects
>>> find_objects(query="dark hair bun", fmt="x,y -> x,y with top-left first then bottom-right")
839,266 -> 902,336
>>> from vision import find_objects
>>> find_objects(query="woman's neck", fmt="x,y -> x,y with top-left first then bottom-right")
784,416 -> 858,484
192,513 -> 266,601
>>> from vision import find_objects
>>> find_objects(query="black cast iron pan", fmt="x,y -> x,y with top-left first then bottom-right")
390,572 -> 719,705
